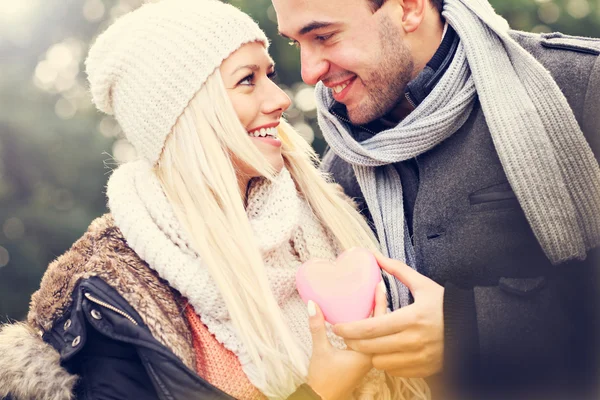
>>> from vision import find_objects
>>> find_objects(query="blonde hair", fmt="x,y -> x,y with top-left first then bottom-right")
156,69 -> 429,399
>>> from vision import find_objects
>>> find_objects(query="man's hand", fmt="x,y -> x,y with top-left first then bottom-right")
333,252 -> 445,378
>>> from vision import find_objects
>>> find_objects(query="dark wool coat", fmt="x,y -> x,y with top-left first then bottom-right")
322,31 -> 600,400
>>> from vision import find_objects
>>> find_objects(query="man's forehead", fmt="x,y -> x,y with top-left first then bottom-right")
273,0 -> 354,35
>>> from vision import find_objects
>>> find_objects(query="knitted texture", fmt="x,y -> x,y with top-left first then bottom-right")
106,162 -> 328,396
316,0 -> 600,308
185,305 -> 265,400
106,161 -> 404,398
85,0 -> 268,165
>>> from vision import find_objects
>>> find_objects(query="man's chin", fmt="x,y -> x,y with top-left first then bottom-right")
346,106 -> 384,126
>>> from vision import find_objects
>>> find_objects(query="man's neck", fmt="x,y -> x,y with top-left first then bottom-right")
388,101 -> 415,124
388,23 -> 457,123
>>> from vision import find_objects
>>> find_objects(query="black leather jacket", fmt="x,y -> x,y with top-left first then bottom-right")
36,276 -> 318,400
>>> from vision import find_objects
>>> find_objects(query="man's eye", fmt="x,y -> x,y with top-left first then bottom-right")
315,33 -> 333,42
288,40 -> 299,49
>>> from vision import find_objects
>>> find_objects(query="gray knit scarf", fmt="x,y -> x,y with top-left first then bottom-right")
316,0 -> 600,308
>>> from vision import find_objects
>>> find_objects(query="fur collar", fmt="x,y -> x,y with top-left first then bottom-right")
0,214 -> 195,400
0,322 -> 77,400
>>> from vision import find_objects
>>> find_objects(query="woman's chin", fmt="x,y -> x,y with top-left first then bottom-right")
269,156 -> 285,174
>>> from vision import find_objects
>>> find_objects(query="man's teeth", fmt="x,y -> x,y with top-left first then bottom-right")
248,127 -> 278,138
333,82 -> 349,94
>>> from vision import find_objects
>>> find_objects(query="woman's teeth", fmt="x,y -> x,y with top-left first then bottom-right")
248,127 -> 278,138
333,82 -> 349,94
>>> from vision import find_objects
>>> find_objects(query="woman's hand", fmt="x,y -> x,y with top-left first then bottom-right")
305,284 -> 387,400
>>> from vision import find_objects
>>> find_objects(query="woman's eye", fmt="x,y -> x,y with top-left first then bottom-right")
238,73 -> 254,86
267,70 -> 278,82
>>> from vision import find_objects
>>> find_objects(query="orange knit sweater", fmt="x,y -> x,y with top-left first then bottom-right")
185,305 -> 266,400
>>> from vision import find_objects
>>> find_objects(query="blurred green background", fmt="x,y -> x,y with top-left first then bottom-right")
1,0 -> 599,321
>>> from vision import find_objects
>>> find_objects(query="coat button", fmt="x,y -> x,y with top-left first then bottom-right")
72,336 -> 81,347
90,309 -> 102,320
63,319 -> 72,330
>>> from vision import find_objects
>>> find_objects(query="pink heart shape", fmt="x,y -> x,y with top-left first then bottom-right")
296,248 -> 382,324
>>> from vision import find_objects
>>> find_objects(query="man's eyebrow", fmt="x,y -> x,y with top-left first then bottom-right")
300,21 -> 334,36
279,21 -> 335,39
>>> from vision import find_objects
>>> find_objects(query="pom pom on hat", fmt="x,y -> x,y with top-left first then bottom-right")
85,0 -> 268,165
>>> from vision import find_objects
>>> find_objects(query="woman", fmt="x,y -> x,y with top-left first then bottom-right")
0,1 -> 429,399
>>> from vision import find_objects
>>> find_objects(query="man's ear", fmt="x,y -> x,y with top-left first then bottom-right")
399,0 -> 426,33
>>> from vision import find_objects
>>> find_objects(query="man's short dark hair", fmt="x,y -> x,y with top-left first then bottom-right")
367,0 -> 443,13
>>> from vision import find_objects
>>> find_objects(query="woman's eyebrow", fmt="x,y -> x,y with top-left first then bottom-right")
232,64 -> 260,74
232,62 -> 276,74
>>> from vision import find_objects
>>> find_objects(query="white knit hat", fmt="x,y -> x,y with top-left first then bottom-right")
85,0 -> 269,165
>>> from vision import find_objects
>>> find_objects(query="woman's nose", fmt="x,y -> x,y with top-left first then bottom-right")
262,79 -> 292,115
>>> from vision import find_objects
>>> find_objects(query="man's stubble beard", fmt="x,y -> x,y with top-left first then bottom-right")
347,17 -> 415,125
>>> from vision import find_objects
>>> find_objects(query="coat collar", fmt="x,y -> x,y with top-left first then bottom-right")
27,213 -> 196,369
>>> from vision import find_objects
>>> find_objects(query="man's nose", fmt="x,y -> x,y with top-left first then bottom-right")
300,47 -> 328,86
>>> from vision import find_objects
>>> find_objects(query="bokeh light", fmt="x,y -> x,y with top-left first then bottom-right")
538,2 -> 561,24
83,0 -> 106,22
295,86 -> 317,113
0,246 -> 9,268
1,0 -> 599,323
113,139 -> 138,164
293,122 -> 315,144
3,218 -> 25,241
567,0 -> 591,18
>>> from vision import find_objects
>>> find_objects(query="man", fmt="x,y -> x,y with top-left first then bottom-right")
272,0 -> 600,398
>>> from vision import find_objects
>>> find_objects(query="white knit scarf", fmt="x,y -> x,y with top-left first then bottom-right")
316,0 -> 600,309
106,161 -> 349,397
